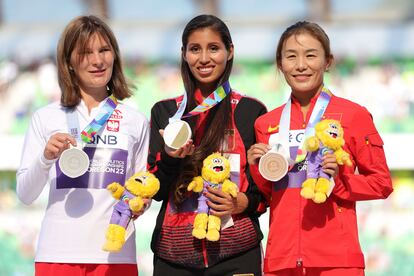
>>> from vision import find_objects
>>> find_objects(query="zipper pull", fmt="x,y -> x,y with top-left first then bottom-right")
296,258 -> 303,267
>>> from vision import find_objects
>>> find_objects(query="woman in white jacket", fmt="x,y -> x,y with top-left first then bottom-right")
16,15 -> 149,276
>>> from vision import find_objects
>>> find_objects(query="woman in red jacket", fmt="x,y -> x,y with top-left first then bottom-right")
148,14 -> 266,275
247,21 -> 393,276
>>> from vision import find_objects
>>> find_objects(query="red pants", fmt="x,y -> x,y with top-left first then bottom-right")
35,262 -> 138,276
265,267 -> 364,276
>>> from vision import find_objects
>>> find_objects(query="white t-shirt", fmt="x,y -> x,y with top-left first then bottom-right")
16,98 -> 149,264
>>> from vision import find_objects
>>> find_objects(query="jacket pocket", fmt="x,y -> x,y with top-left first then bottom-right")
365,132 -> 384,147
364,132 -> 384,164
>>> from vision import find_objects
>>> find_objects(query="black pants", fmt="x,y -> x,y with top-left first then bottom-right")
153,244 -> 262,276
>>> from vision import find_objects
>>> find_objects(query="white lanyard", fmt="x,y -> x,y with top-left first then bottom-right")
279,86 -> 332,164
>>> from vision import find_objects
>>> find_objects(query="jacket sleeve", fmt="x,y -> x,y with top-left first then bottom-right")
244,164 -> 268,215
147,102 -> 182,202
332,107 -> 393,201
249,118 -> 273,206
132,114 -> 150,173
236,98 -> 269,216
16,111 -> 54,205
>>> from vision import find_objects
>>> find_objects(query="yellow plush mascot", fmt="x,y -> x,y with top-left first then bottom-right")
187,152 -> 238,241
103,171 -> 160,252
300,119 -> 352,203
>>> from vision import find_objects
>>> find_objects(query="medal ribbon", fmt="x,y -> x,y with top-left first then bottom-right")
80,95 -> 118,143
182,81 -> 231,118
169,81 -> 231,123
279,85 -> 332,163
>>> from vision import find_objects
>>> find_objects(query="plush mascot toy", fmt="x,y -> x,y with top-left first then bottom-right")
187,152 -> 238,242
300,119 -> 352,203
103,171 -> 160,252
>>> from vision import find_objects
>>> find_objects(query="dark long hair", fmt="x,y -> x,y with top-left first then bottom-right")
57,15 -> 132,107
174,14 -> 234,206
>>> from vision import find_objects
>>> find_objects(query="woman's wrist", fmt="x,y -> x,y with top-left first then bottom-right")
232,192 -> 249,214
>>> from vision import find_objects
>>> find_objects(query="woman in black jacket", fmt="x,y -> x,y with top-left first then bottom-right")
148,14 -> 267,276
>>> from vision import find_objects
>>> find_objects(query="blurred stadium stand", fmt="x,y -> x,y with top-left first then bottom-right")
0,1 -> 413,275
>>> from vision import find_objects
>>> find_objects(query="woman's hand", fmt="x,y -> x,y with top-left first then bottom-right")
206,187 -> 248,217
44,133 -> 77,160
159,129 -> 195,158
322,153 -> 339,178
131,198 -> 152,220
247,143 -> 271,165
